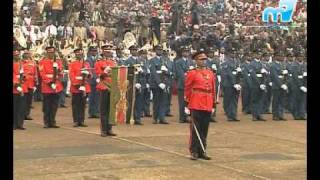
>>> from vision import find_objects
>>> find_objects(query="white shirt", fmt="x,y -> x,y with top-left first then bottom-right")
45,24 -> 58,38
57,25 -> 73,39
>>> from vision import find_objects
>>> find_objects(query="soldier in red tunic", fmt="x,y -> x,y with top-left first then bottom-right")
69,48 -> 92,127
95,44 -> 117,137
185,51 -> 216,160
38,46 -> 64,128
13,49 -> 28,130
22,49 -> 38,121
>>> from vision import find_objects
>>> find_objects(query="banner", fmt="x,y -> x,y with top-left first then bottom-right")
109,66 -> 129,125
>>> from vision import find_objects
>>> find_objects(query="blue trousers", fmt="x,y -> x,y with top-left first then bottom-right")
88,83 -> 100,116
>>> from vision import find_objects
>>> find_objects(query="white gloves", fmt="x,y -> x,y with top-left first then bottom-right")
63,70 -> 69,73
135,83 -> 142,89
256,74 -> 263,78
75,76 -> 83,80
232,71 -> 237,75
158,83 -> 166,89
260,84 -> 266,90
298,75 -> 303,79
261,68 -> 267,74
212,108 -> 215,114
282,69 -> 288,75
300,86 -> 307,93
81,70 -> 89,75
16,86 -> 23,92
161,65 -> 168,72
96,78 -> 100,83
217,75 -> 221,83
189,65 -> 195,70
19,68 -> 24,74
303,72 -> 307,77
184,107 -> 190,115
137,66 -> 143,73
234,84 -> 241,91
104,66 -> 111,73
281,84 -> 288,90
79,86 -> 86,91
146,83 -> 150,89
211,64 -> 217,70
33,87 -> 37,92
236,67 -> 242,72
269,82 -> 272,86
147,69 -> 151,74
51,83 -> 57,90
53,62 -> 58,68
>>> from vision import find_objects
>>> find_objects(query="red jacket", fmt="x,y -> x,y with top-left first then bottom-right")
38,58 -> 64,94
23,59 -> 37,89
69,60 -> 92,94
95,59 -> 116,91
13,62 -> 28,94
184,68 -> 216,112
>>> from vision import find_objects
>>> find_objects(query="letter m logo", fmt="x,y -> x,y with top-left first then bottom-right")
262,0 -> 298,23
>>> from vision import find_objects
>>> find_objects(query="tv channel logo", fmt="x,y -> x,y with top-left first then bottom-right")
262,0 -> 298,23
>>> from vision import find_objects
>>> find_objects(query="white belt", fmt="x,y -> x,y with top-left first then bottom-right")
156,70 -> 162,74
256,74 -> 262,78
278,75 -> 283,79
298,75 -> 303,79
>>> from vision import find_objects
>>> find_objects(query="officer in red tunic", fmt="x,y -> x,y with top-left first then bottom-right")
38,46 -> 64,128
69,48 -> 92,127
13,49 -> 28,130
22,49 -> 38,120
185,51 -> 216,160
95,44 -> 117,137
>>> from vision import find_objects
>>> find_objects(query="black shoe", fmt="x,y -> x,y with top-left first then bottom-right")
166,114 -> 173,117
279,117 -> 287,121
101,133 -> 107,137
134,122 -> 143,125
159,121 -> 169,124
228,118 -> 240,122
73,123 -> 80,127
51,125 -> 60,128
59,104 -> 67,108
13,127 -> 17,130
273,117 -> 280,120
145,114 -> 152,117
43,125 -> 50,128
258,117 -> 267,121
190,153 -> 199,160
30,106 -> 34,109
210,119 -> 217,123
199,153 -> 211,160
25,116 -> 33,120
107,131 -> 117,136
153,121 -> 158,124
179,120 -> 188,123
89,115 -> 99,118
17,127 -> 26,130
79,124 -> 88,127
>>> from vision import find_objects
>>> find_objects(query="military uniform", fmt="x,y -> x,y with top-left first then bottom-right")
221,49 -> 241,121
39,47 -> 64,128
174,47 -> 195,123
124,45 -> 146,125
22,50 -> 37,120
87,46 -> 100,118
205,48 -> 221,122
249,50 -> 267,121
13,50 -> 28,130
185,51 -> 215,160
261,53 -> 272,114
149,45 -> 170,124
95,44 -> 117,136
140,51 -> 152,118
270,52 -> 288,120
240,54 -> 252,114
69,48 -> 92,127
163,53 -> 175,117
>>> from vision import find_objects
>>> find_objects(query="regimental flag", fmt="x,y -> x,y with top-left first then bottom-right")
109,66 -> 129,125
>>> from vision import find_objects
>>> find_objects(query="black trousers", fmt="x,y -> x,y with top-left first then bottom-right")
13,94 -> 26,128
42,93 -> 60,126
25,89 -> 33,117
189,110 -> 211,155
178,90 -> 187,121
100,90 -> 112,134
72,93 -> 87,124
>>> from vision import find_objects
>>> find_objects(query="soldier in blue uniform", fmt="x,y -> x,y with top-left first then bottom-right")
291,50 -> 307,120
87,46 -> 100,118
240,51 -> 252,115
149,45 -> 170,124
162,49 -> 174,117
249,49 -> 267,121
125,45 -> 146,125
139,49 -> 152,118
221,48 -> 241,121
205,47 -> 220,122
115,45 -> 126,66
261,51 -> 272,114
174,46 -> 195,123
270,51 -> 288,121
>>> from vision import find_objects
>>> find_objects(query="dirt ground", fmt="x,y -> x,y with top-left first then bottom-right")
14,95 -> 306,180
